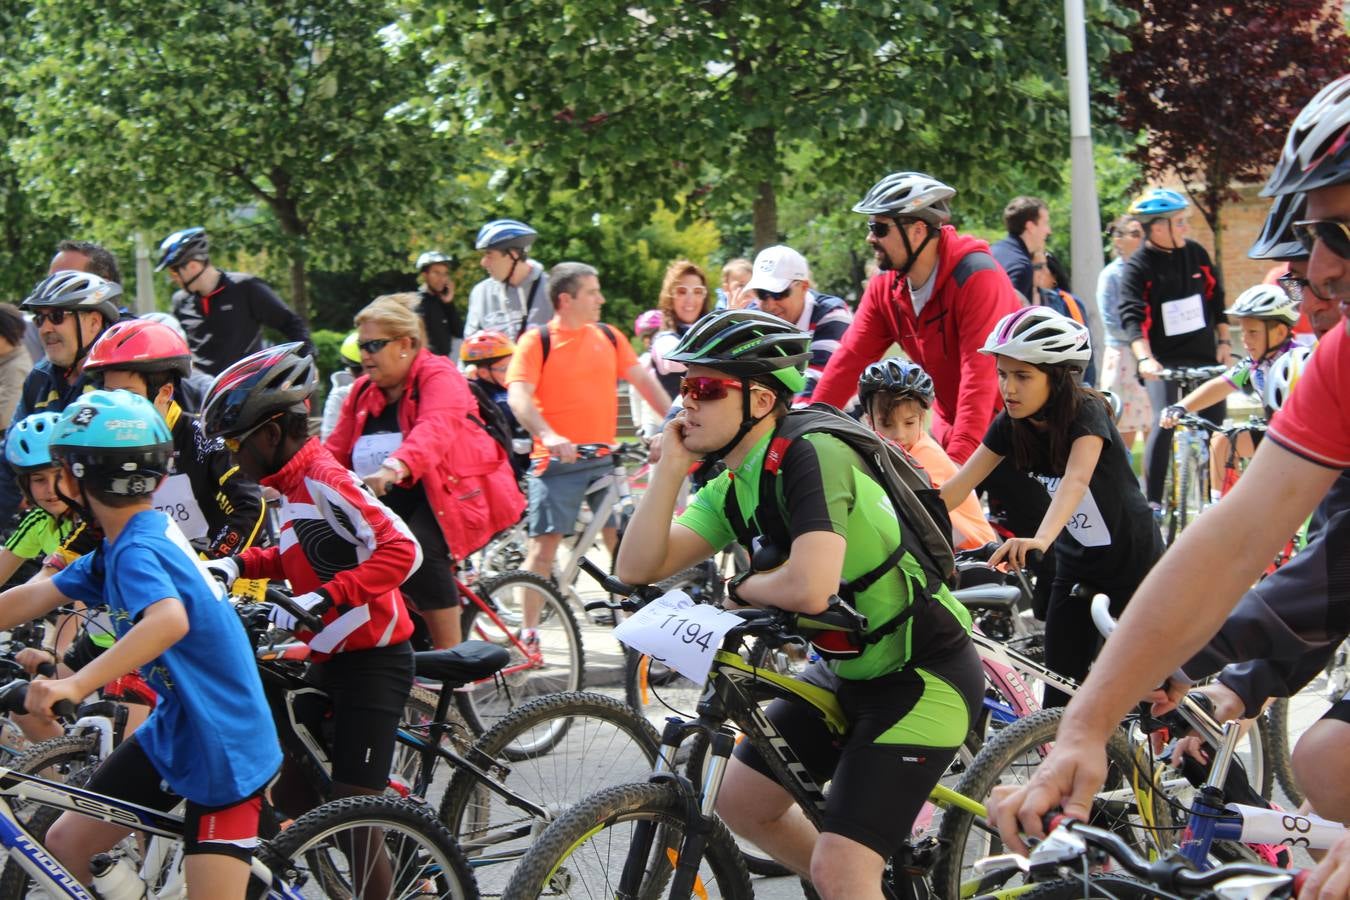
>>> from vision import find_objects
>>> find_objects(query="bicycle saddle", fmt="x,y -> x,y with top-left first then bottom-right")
414,641 -> 510,688
950,583 -> 1022,613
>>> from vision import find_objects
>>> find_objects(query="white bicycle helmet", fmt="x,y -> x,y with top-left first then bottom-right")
1223,284 -> 1299,325
1263,74 -> 1350,197
1264,345 -> 1314,412
853,172 -> 955,225
416,250 -> 451,271
980,307 -> 1092,371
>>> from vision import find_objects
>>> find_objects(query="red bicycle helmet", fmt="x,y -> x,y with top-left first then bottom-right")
84,319 -> 192,377
460,330 -> 516,363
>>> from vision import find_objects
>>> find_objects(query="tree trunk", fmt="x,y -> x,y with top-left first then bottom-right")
288,248 -> 308,324
752,178 -> 778,253
1208,203 -> 1224,287
269,185 -> 309,323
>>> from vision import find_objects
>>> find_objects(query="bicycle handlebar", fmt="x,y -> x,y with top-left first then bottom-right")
1174,412 -> 1268,438
1156,365 -> 1228,384
0,679 -> 76,720
263,585 -> 325,634
1032,816 -> 1306,896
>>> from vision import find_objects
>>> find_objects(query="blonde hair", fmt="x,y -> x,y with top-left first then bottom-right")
355,292 -> 427,349
657,259 -> 711,330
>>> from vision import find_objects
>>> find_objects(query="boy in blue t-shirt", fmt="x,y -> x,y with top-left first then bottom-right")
0,390 -> 280,895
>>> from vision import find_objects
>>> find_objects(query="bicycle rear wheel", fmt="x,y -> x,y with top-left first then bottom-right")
1177,435 -> 1207,535
439,692 -> 662,896
502,781 -> 752,900
457,571 -> 584,743
262,795 -> 476,899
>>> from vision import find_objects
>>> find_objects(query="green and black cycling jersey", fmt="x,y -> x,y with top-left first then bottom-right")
677,430 -> 972,681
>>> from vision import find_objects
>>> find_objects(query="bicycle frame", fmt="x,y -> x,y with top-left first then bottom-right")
0,767 -> 296,899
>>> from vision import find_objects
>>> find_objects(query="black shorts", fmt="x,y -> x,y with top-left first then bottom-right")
307,641 -> 414,790
85,735 -> 269,862
734,641 -> 984,859
399,503 -> 459,611
1322,696 -> 1350,724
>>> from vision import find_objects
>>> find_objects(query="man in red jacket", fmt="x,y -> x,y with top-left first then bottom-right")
814,172 -> 1049,568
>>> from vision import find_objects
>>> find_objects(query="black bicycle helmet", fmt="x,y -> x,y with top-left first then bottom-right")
1263,74 -> 1350,198
1248,193 -> 1309,262
201,342 -> 317,439
858,358 -> 935,408
663,308 -> 810,393
22,271 -> 122,324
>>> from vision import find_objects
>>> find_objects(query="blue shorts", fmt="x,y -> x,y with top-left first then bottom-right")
526,457 -> 617,537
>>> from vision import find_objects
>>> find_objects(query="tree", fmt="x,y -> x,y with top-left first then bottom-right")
1108,1 -> 1349,275
6,0 -> 467,320
421,0 -> 1126,253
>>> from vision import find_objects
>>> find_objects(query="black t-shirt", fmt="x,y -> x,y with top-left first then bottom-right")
982,398 -> 1161,578
360,398 -> 427,519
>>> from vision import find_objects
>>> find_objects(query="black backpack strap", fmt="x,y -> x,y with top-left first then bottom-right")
516,274 -> 544,340
536,324 -> 552,366
595,322 -> 619,348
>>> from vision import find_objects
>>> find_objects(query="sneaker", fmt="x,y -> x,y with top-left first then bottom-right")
518,628 -> 542,659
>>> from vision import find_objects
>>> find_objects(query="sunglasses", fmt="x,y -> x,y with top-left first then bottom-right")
867,221 -> 896,238
672,285 -> 707,298
1293,219 -> 1350,259
31,309 -> 71,327
1276,271 -> 1309,304
357,338 -> 395,355
679,375 -> 745,402
755,285 -> 793,303
223,413 -> 284,454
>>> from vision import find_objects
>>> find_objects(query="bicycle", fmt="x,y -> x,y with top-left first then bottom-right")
0,679 -> 479,899
501,567 -> 1122,900
1154,365 -> 1227,545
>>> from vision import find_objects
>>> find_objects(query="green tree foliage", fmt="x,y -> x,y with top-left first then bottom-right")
421,0 -> 1127,252
6,0 -> 466,320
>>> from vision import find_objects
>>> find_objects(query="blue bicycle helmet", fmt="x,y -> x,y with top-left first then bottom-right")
154,227 -> 210,272
50,390 -> 173,497
475,219 -> 538,252
1128,188 -> 1189,218
6,412 -> 63,474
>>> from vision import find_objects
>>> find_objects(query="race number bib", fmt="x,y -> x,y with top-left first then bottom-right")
352,432 -> 403,479
613,590 -> 743,685
1036,475 -> 1111,548
153,473 -> 210,541
1160,293 -> 1206,337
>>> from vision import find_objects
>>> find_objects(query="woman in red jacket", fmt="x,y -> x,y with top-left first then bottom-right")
327,293 -> 525,648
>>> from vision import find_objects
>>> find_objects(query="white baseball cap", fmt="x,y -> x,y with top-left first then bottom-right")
744,245 -> 810,294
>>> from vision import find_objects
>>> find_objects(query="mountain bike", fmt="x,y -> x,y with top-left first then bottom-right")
1155,366 -> 1227,545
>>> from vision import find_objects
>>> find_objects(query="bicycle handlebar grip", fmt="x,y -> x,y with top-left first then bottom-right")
1089,594 -> 1115,638
578,556 -> 632,596
52,699 -> 77,719
264,586 -> 325,634
35,661 -> 56,678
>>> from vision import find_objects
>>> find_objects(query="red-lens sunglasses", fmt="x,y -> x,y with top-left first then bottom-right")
679,376 -> 744,402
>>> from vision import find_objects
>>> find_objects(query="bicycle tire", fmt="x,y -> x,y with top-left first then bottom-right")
931,709 -> 1168,900
5,733 -> 100,820
394,684 -> 467,791
1266,698 -> 1304,806
457,570 -> 585,746
501,781 -> 753,900
262,794 -> 478,899
439,691 -> 662,896
1177,435 -> 1206,535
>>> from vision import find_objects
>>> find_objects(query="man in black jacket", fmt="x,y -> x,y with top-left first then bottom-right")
157,227 -> 312,376
414,250 -> 462,358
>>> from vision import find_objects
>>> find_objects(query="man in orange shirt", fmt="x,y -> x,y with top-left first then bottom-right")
507,262 -> 672,641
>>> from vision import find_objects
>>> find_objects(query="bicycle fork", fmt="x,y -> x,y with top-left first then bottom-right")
618,718 -> 736,897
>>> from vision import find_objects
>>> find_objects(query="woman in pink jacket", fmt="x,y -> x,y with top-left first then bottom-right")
327,293 -> 525,647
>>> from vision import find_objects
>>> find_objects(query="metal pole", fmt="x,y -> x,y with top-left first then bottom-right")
1065,0 -> 1106,380
134,232 -> 156,314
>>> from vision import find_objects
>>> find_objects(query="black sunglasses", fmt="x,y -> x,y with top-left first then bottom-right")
1292,219 -> 1350,259
867,221 -> 895,238
357,338 -> 395,355
755,285 -> 793,303
31,309 -> 71,327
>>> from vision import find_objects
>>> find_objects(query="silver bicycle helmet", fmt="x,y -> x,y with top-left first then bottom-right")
980,307 -> 1092,371
1223,284 -> 1299,325
852,172 -> 955,225
1264,345 -> 1314,412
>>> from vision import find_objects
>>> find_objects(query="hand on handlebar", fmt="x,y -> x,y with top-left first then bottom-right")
268,591 -> 329,632
24,676 -> 85,719
988,537 -> 1048,572
987,736 -> 1109,855
1138,357 -> 1163,380
1159,404 -> 1188,429
541,431 -> 577,464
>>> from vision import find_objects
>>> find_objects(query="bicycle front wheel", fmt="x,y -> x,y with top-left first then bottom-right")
932,708 -> 1167,900
502,781 -> 752,900
1177,435 -> 1207,534
439,692 -> 662,896
263,795 -> 477,899
458,571 -> 585,741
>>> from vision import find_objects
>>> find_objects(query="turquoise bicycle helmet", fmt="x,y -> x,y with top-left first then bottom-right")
6,412 -> 63,474
50,390 -> 173,497
1128,188 -> 1189,219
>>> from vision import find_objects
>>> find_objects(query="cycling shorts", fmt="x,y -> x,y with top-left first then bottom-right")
734,641 -> 983,858
305,641 -> 413,790
1323,694 -> 1350,724
86,734 -> 268,861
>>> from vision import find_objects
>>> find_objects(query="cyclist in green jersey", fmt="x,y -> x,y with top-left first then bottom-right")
0,412 -> 84,585
616,309 -> 982,900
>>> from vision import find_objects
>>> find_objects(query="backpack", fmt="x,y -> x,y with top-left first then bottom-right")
466,379 -> 517,461
536,322 -> 619,366
724,403 -> 957,636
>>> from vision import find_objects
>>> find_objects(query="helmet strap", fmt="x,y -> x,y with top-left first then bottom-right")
55,475 -> 97,527
895,221 -> 938,279
180,261 -> 207,294
693,381 -> 770,481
